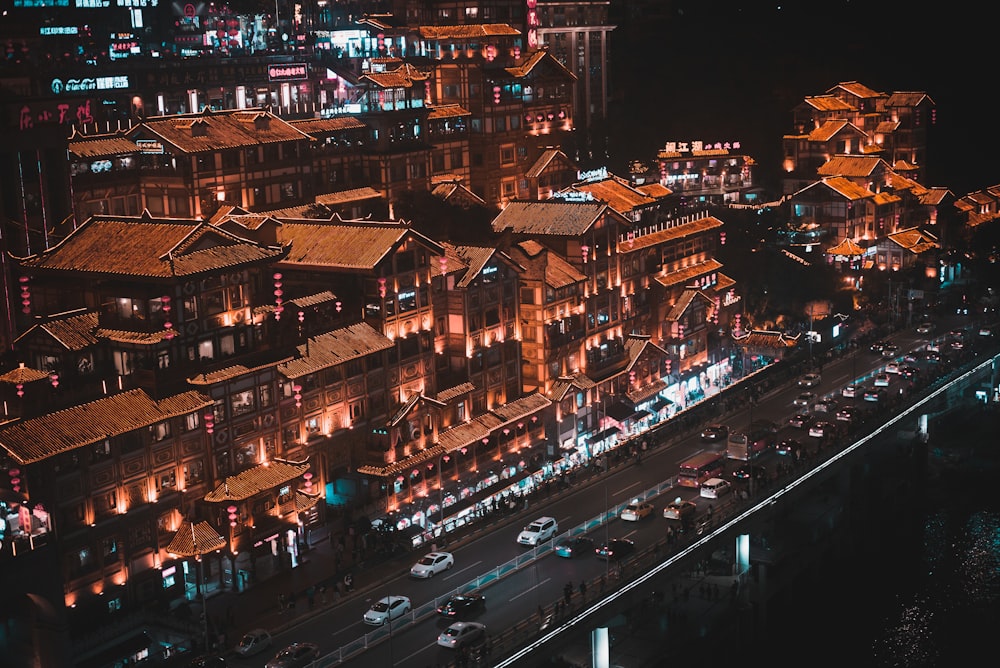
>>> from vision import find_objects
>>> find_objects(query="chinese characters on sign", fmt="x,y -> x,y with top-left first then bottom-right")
268,64 -> 308,82
17,100 -> 94,130
663,141 -> 742,153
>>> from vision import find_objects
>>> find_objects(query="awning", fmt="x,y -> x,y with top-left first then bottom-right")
605,401 -> 637,422
650,397 -> 672,412
585,426 -> 621,446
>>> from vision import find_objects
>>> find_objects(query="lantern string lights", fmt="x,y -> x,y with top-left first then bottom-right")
204,411 -> 215,435
293,384 -> 302,408
162,295 -> 174,340
19,276 -> 31,315
273,272 -> 284,320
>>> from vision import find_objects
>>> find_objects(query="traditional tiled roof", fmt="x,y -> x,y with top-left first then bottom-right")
733,330 -> 801,349
204,459 -> 310,502
430,180 -> 487,207
654,259 -> 724,289
489,392 -> 551,425
436,382 -> 475,403
892,160 -> 918,172
492,200 -> 621,236
516,240 -> 545,257
544,253 -> 587,289
295,490 -> 322,513
288,116 -> 367,134
440,244 -> 499,288
13,310 -> 99,350
627,378 -> 668,404
567,176 -> 657,214
919,187 -> 952,206
873,192 -> 902,206
635,183 -> 672,198
0,389 -> 211,465
801,95 -> 855,112
0,364 -> 50,385
315,187 -> 385,205
419,24 -> 520,39
828,81 -> 885,99
166,520 -> 226,557
710,272 -> 736,293
427,103 -> 472,119
886,91 -> 934,107
815,176 -> 875,201
665,289 -> 714,322
135,108 -> 312,153
887,228 -> 939,254
97,327 -> 172,345
624,334 -> 669,366
67,131 -> 138,158
547,372 -> 597,402
187,351 -> 292,385
817,155 -> 888,178
619,216 -> 723,253
275,219 -> 442,270
807,120 -> 863,142
826,238 -> 869,257
505,49 -> 576,80
356,443 -> 447,478
13,214 -> 286,277
278,322 -> 393,379
359,393 -> 551,469
525,148 -> 576,179
875,120 -> 901,134
360,63 -> 430,88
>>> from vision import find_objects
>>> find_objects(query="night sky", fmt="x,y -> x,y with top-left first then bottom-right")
607,0 -> 998,198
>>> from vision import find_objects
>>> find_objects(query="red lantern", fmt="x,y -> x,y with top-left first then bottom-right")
15,383 -> 23,398
581,245 -> 590,263
18,276 -> 30,315
378,277 -> 387,298
293,384 -> 302,408
493,85 -> 501,104
204,411 -> 215,435
49,373 -> 59,388
720,231 -> 727,245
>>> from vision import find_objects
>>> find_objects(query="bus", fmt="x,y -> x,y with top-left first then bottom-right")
677,451 -> 726,487
727,420 -> 777,461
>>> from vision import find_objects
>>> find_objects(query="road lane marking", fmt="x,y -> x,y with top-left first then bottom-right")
443,561 -> 482,581
613,481 -> 641,496
510,576 -> 551,601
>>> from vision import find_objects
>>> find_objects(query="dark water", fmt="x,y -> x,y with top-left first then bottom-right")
760,408 -> 1000,667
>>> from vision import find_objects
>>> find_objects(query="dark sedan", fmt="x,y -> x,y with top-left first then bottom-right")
595,538 -> 635,561
436,593 -> 486,618
699,424 -> 729,442
554,534 -> 595,558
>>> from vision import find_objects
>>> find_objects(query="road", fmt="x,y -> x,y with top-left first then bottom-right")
228,322 -> 983,668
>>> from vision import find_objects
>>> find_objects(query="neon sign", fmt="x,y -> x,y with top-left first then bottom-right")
50,75 -> 130,94
577,167 -> 608,183
268,64 -> 308,81
664,141 -> 742,153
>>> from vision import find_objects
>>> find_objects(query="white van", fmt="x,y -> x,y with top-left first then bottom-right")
699,478 -> 732,499
517,516 -> 558,546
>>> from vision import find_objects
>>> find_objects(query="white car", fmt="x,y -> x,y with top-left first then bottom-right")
363,595 -> 411,626
797,373 -> 821,388
517,516 -> 558,546
884,361 -> 901,374
873,373 -> 891,387
437,621 -> 487,649
699,477 -> 731,499
410,551 -> 454,578
793,391 -> 816,408
916,322 -> 934,335
842,384 -> 859,398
